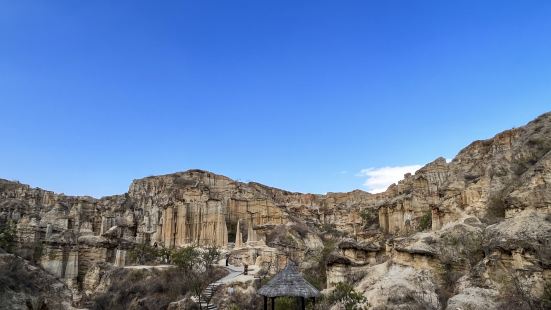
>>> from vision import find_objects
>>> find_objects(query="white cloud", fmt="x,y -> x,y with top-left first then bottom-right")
357,164 -> 422,193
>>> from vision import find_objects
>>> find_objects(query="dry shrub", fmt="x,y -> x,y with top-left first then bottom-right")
498,273 -> 551,310
90,266 -> 227,310
303,239 -> 336,290
0,255 -> 70,309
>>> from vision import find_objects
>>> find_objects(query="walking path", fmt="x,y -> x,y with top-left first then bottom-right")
197,260 -> 259,309
125,260 -> 257,309
123,264 -> 173,270
218,264 -> 243,283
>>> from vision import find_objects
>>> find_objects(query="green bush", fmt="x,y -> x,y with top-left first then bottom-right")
201,244 -> 221,271
360,208 -> 378,228
303,239 -> 335,290
275,296 -> 296,309
128,243 -> 159,265
321,223 -> 345,237
324,282 -> 369,310
157,245 -> 173,263
171,245 -> 200,271
418,212 -> 432,231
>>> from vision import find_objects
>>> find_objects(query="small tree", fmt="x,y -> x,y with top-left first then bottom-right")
201,244 -> 221,272
171,245 -> 201,271
359,208 -> 377,228
158,245 -> 173,264
188,270 -> 212,310
0,221 -> 17,253
326,282 -> 369,310
129,243 -> 159,265
169,245 -> 210,308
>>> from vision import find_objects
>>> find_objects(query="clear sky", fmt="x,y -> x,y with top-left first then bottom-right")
1,1 -> 550,198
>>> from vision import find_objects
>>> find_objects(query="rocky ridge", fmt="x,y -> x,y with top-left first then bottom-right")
0,112 -> 550,309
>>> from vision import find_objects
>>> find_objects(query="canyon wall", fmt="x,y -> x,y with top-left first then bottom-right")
1,112 -> 550,309
0,168 -> 367,293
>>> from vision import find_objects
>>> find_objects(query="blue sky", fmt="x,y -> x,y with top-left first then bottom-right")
1,1 -> 550,197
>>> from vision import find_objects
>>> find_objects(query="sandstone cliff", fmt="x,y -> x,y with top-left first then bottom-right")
0,168 -> 368,298
327,112 -> 551,309
1,112 -> 550,309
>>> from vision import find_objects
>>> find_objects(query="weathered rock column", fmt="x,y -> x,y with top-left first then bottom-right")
79,221 -> 94,236
162,207 -> 175,247
40,247 -> 64,278
175,204 -> 188,247
195,206 -> 202,244
100,216 -> 115,235
431,207 -> 441,231
215,206 -> 228,247
235,219 -> 243,248
65,250 -> 79,281
45,224 -> 53,239
246,215 -> 257,243
378,207 -> 389,233
115,249 -> 127,267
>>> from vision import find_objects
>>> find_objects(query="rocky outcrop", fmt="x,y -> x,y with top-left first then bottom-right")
378,157 -> 449,235
0,253 -> 73,310
377,112 -> 551,237
346,210 -> 550,309
445,287 -> 499,310
1,112 -> 550,309
326,239 -> 385,288
0,169 -> 365,306
356,261 -> 441,309
481,212 -> 551,298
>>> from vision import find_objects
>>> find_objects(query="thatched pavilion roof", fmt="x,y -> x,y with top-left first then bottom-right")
257,262 -> 320,298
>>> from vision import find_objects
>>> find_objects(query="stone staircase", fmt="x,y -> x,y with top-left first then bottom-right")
190,262 -> 246,309
198,281 -> 222,310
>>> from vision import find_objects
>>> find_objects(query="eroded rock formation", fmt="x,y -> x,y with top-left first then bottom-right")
1,112 -> 550,309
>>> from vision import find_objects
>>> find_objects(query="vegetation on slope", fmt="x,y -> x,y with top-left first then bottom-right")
91,244 -> 226,310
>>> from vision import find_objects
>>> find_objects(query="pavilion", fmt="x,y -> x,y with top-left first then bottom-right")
258,262 -> 320,310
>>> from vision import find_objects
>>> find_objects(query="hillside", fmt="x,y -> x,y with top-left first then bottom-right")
0,112 -> 550,309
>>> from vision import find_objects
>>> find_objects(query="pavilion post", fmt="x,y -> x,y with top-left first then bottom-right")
271,297 -> 275,310
301,296 -> 305,310
263,296 -> 267,310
